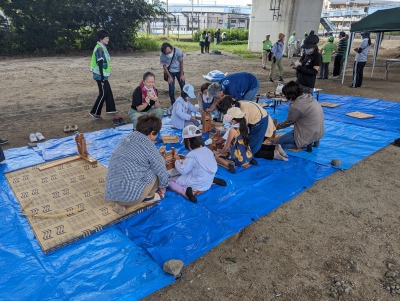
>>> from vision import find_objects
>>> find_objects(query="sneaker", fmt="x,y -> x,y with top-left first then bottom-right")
185,187 -> 197,203
269,78 -> 274,83
332,75 -> 339,79
89,113 -> 102,119
250,158 -> 258,166
278,77 -> 284,82
112,117 -> 119,126
35,132 -> 45,141
118,117 -> 126,125
106,111 -> 118,114
0,139 -> 8,145
213,177 -> 227,186
29,133 -> 38,143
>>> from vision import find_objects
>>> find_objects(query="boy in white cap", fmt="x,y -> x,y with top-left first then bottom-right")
171,84 -> 201,130
169,125 -> 218,203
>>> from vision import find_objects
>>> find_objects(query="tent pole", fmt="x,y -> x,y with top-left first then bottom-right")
342,32 -> 355,84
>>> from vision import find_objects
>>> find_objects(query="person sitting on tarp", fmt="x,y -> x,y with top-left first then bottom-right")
171,84 -> 201,130
168,125 -> 218,203
197,82 -> 214,111
105,114 -> 169,214
128,71 -> 164,130
276,81 -> 324,152
214,107 -> 255,173
205,72 -> 260,112
216,96 -> 273,160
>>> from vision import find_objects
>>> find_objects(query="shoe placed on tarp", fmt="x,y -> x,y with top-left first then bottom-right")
29,133 -> 38,142
35,132 -> 45,141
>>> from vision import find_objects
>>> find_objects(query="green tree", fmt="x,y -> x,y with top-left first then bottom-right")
0,0 -> 165,53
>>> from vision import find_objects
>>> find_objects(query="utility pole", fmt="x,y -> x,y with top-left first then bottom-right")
191,0 -> 194,38
166,0 -> 169,37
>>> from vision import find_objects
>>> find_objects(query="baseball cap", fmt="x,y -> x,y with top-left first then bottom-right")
183,84 -> 196,99
328,36 -> 334,42
182,125 -> 202,139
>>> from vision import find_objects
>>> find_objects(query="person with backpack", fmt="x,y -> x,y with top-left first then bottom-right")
269,33 -> 285,83
160,42 -> 186,105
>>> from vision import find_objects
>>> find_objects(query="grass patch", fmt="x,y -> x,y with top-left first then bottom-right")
134,34 -> 259,59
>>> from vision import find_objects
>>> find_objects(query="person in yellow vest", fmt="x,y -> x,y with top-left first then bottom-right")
89,29 -> 117,119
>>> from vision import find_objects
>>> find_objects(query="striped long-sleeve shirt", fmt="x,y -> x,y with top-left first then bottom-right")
335,37 -> 348,57
104,131 -> 169,202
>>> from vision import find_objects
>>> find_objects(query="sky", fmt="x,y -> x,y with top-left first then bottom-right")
169,0 -> 251,6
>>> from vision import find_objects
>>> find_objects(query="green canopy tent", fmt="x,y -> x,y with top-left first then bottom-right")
342,7 -> 400,83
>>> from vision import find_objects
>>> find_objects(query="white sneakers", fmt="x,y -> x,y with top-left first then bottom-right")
29,132 -> 45,143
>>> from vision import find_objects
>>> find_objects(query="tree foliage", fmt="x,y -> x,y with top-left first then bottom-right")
0,0 -> 165,54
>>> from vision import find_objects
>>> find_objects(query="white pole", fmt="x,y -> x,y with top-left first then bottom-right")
167,0 -> 169,37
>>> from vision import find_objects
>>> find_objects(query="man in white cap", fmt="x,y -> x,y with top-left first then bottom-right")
171,84 -> 201,130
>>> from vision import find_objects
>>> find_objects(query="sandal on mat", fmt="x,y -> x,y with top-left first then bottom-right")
35,132 -> 45,141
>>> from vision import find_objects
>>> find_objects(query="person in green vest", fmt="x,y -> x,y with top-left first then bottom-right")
319,36 -> 337,79
89,29 -> 117,119
262,34 -> 272,69
200,31 -> 206,54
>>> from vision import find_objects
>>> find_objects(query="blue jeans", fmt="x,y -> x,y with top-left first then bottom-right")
242,83 -> 260,101
276,130 -> 297,149
169,72 -> 185,105
248,115 -> 269,154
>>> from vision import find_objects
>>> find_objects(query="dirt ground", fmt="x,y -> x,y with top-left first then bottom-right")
1,42 -> 400,300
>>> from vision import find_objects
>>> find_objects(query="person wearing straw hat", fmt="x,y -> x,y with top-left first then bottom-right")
168,125 -> 218,203
171,84 -> 201,130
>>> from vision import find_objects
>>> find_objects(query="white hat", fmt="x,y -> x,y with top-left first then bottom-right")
226,107 -> 245,119
183,84 -> 196,99
182,125 -> 202,139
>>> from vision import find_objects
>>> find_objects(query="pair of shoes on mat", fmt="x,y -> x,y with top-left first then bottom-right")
29,132 -> 45,142
112,116 -> 125,126
63,125 -> 78,133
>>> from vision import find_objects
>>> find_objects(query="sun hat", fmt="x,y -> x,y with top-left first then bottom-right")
301,34 -> 319,49
226,107 -> 245,120
207,82 -> 222,98
182,125 -> 202,139
183,84 -> 196,99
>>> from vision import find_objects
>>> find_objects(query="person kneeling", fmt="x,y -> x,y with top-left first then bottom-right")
105,114 -> 169,214
214,107 -> 254,173
169,125 -> 218,203
171,84 -> 201,130
128,71 -> 164,130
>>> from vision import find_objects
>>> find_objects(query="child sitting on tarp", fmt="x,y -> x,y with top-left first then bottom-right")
197,82 -> 214,111
214,107 -> 254,173
171,84 -> 201,130
169,125 -> 218,203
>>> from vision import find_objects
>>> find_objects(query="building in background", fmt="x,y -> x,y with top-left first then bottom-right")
321,0 -> 400,34
146,4 -> 251,35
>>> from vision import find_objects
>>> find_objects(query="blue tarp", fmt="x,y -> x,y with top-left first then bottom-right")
0,94 -> 398,300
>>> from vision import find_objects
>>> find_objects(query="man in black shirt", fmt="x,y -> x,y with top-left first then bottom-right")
294,34 -> 321,93
332,31 -> 348,78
